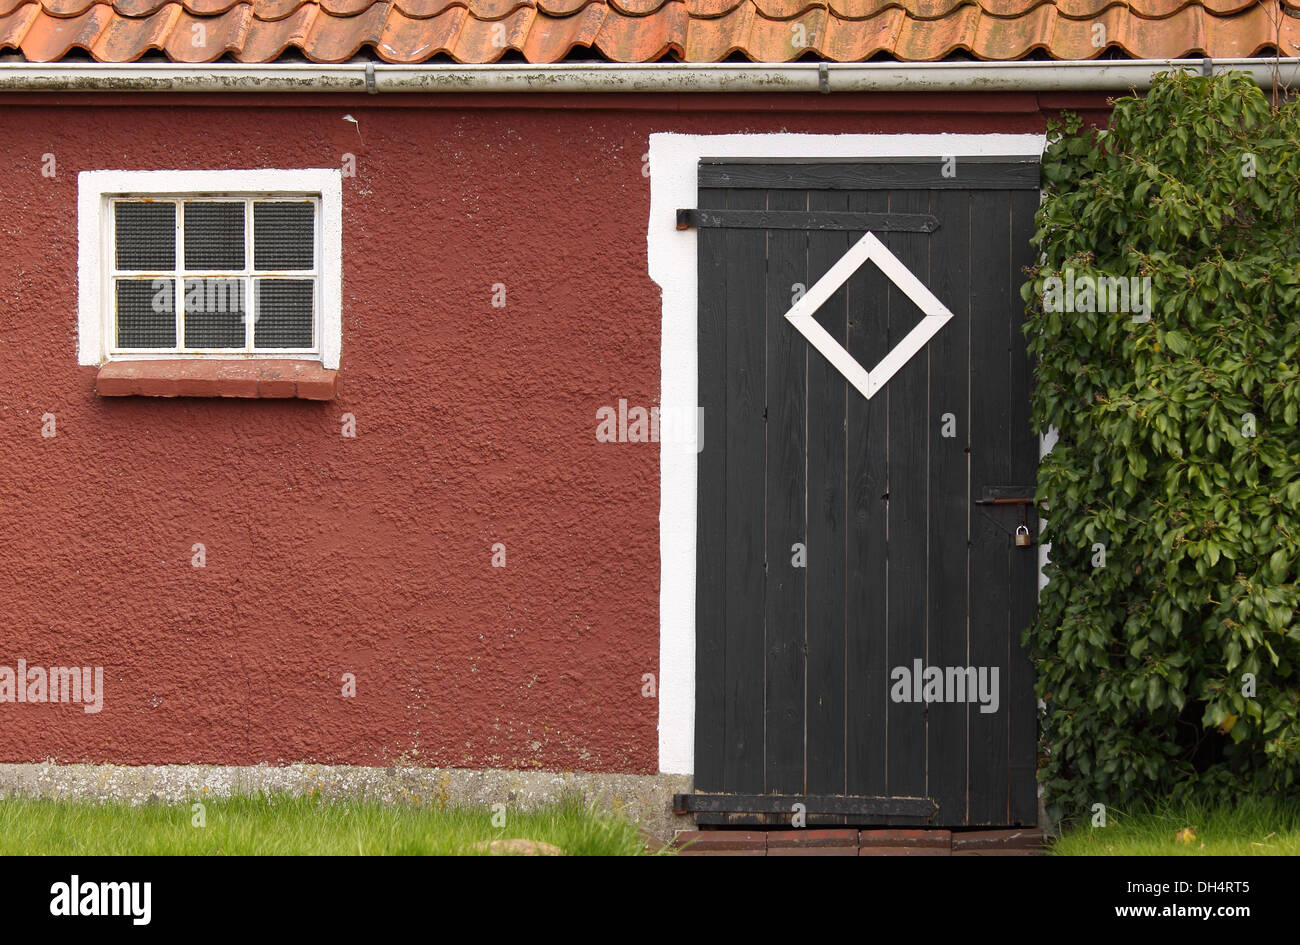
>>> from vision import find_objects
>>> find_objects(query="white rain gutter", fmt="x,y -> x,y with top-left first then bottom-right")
0,58 -> 1299,93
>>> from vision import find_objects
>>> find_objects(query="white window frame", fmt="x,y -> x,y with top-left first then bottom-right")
79,169 -> 342,370
646,133 -> 1048,777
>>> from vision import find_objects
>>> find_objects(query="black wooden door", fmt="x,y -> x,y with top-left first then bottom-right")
692,160 -> 1040,827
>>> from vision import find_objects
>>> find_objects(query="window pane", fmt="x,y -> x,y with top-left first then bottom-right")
116,279 -> 175,348
115,202 -> 175,270
254,202 -> 314,270
184,202 -> 245,270
254,279 -> 313,349
182,277 -> 246,348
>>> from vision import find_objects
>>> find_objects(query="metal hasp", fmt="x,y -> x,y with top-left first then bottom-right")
675,208 -> 940,232
673,793 -> 939,818
974,485 -> 1038,506
978,486 -> 1038,548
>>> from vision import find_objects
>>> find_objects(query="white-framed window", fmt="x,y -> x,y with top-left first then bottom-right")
79,169 -> 342,369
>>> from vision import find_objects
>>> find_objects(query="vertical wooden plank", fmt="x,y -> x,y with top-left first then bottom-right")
804,189 -> 849,819
883,188 -> 931,800
844,189 -> 891,800
968,189 -> 1013,824
764,188 -> 808,795
1007,187 -> 1041,825
693,186 -> 729,792
722,187 -> 768,795
925,188 -> 972,824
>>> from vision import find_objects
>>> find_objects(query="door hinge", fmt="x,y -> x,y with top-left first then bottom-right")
675,208 -> 939,233
674,792 -> 938,818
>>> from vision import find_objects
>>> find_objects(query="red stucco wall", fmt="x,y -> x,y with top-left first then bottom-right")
0,91 -> 1108,772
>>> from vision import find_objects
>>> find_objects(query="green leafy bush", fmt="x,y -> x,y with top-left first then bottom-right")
1023,70 -> 1300,822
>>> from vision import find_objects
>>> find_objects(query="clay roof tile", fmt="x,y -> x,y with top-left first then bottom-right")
90,1 -> 180,59
235,1 -> 314,58
521,3 -> 605,59
595,0 -> 686,59
0,1 -> 40,48
300,0 -> 389,60
162,3 -> 251,60
372,5 -> 464,60
4,0 -> 1295,64
250,0 -> 307,21
19,4 -> 115,60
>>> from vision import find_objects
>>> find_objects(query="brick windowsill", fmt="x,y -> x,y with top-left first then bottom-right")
96,359 -> 338,400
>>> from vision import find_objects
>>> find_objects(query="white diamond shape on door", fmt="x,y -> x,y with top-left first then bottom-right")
781,231 -> 953,400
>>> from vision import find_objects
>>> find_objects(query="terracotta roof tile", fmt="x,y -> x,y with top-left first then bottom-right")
470,0 -> 533,16
0,1 -> 38,40
234,2 -> 315,57
682,2 -> 747,59
605,0 -> 670,14
300,0 -> 388,60
536,0 -> 589,15
109,0 -> 168,15
318,0 -> 373,15
251,0 -> 309,20
819,6 -> 899,56
680,0 -> 745,15
1,0 -> 1297,63
38,0 -> 95,16
737,7 -> 832,60
593,0 -> 686,59
17,5 -> 114,59
163,4 -> 251,60
187,0 -> 242,12
972,1 -> 1053,57
519,2 -> 605,59
102,0 -> 240,15
90,2 -> 180,59
371,6 -> 463,59
892,2 -> 975,56
379,0 -> 441,13
446,5 -> 532,60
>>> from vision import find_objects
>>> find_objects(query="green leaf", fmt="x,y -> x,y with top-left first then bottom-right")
1268,549 -> 1288,583
1146,676 -> 1163,713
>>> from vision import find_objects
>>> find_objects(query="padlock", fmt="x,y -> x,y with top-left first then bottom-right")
1015,525 -> 1033,547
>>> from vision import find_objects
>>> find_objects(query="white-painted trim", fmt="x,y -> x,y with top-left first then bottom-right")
77,168 -> 343,370
649,133 -> 1046,776
782,232 -> 954,401
1038,427 -> 1059,592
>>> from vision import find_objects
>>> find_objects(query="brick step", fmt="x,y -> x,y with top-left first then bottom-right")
672,827 -> 1046,856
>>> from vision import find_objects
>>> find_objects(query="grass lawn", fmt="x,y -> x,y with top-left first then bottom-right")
0,794 -> 656,856
1050,798 -> 1300,856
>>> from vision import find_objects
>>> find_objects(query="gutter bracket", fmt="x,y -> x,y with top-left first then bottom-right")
1200,57 -> 1213,77
365,61 -> 377,94
818,62 -> 830,94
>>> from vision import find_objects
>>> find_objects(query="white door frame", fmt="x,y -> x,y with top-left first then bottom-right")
648,132 -> 1047,776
